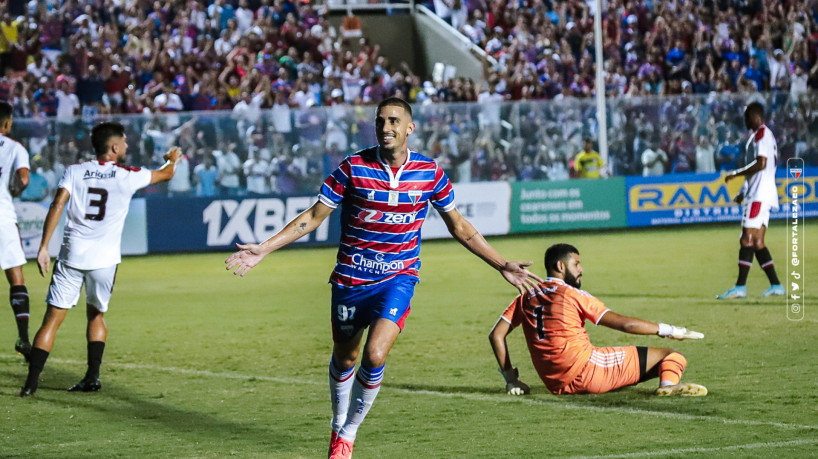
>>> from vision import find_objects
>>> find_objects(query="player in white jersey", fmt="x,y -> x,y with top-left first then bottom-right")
0,102 -> 32,360
717,102 -> 784,299
20,121 -> 182,397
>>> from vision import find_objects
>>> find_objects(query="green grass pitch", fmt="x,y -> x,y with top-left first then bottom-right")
1,223 -> 816,458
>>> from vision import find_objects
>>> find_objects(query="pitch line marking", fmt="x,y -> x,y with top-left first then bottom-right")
568,438 -> 818,458
8,356 -> 814,432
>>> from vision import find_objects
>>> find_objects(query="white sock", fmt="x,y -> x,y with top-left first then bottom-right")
338,364 -> 384,442
329,357 -> 355,433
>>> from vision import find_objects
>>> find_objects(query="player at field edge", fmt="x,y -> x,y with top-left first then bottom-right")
489,243 -> 707,397
225,97 -> 542,459
20,121 -> 182,397
717,102 -> 784,299
0,101 -> 32,361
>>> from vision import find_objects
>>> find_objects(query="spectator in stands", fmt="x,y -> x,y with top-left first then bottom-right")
573,138 -> 605,179
641,142 -> 668,177
215,142 -> 242,196
194,150 -> 219,197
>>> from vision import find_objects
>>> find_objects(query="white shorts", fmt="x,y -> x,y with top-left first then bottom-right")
46,261 -> 118,312
0,221 -> 26,270
741,201 -> 772,230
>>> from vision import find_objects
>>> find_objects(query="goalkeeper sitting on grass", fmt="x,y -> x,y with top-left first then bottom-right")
489,243 -> 706,397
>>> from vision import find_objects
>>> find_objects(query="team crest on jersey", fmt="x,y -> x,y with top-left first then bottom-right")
408,189 -> 422,205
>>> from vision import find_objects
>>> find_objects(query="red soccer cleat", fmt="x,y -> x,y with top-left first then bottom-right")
329,437 -> 354,459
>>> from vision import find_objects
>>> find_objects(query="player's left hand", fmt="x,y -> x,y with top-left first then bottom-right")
724,171 -> 738,183
501,261 -> 544,294
225,242 -> 267,277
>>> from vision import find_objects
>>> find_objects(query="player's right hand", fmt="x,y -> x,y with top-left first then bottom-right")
506,380 -> 531,396
225,242 -> 266,277
733,192 -> 744,205
164,147 -> 182,163
36,248 -> 51,277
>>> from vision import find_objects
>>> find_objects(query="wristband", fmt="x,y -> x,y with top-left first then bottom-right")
499,367 -> 519,383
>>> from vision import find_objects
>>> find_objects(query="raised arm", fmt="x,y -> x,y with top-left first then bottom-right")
36,187 -> 70,276
598,311 -> 703,339
150,146 -> 183,184
488,316 -> 530,395
439,208 -> 543,293
225,200 -> 335,276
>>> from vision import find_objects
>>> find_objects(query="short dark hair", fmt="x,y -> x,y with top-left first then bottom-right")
0,101 -> 12,123
745,102 -> 764,120
91,122 -> 126,156
544,243 -> 579,272
376,97 -> 412,120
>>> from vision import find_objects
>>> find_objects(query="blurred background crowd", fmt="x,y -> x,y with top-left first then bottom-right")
2,0 -> 817,200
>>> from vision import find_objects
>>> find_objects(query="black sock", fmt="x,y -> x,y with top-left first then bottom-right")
755,247 -> 780,285
10,285 -> 29,342
26,347 -> 49,385
736,246 -> 754,286
86,341 -> 105,380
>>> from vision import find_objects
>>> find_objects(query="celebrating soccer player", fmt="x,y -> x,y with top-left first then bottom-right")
225,97 -> 542,459
20,122 -> 183,397
0,102 -> 32,361
717,102 -> 784,299
489,243 -> 707,397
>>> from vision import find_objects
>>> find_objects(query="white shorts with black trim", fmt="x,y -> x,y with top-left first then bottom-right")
46,261 -> 118,312
0,221 -> 26,270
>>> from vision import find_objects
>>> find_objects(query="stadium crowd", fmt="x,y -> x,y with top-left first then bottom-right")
1,0 -> 817,199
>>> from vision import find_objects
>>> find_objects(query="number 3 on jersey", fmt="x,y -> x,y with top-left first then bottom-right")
85,187 -> 108,221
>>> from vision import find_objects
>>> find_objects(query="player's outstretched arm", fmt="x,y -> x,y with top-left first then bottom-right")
725,156 -> 765,182
225,201 -> 334,276
489,317 -> 530,395
598,311 -> 704,340
149,147 -> 183,184
37,188 -> 70,277
439,208 -> 543,293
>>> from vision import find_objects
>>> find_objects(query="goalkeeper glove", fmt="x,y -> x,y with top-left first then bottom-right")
499,367 -> 530,395
658,323 -> 704,340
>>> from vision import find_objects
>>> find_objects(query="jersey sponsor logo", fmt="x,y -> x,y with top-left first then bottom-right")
357,209 -> 417,224
83,169 -> 117,180
350,253 -> 405,274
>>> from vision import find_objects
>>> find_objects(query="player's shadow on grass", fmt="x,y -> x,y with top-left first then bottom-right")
1,366 -> 304,454
388,379 -> 722,417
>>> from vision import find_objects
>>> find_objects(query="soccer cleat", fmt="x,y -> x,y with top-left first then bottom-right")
655,382 -> 708,397
14,338 -> 31,362
329,437 -> 353,459
67,377 -> 101,392
19,376 -> 38,397
328,431 -> 338,458
760,284 -> 785,297
716,285 -> 747,300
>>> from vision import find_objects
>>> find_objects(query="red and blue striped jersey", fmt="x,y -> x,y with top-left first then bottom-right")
319,146 -> 456,287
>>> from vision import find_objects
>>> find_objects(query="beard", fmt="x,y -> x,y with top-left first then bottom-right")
564,272 -> 581,289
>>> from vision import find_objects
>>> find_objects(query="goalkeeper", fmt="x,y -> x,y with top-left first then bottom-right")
489,243 -> 707,397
